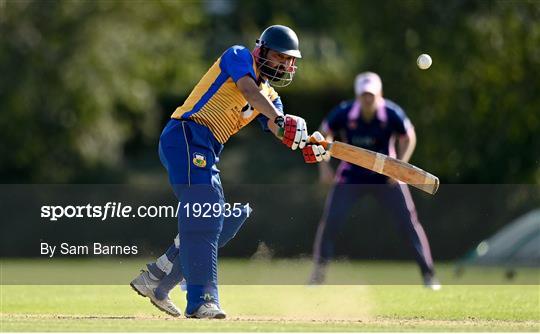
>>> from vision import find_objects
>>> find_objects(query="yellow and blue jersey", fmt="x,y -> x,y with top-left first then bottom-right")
171,45 -> 282,144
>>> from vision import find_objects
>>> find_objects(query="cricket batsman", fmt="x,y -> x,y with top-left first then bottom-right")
130,25 -> 330,319
309,72 -> 441,290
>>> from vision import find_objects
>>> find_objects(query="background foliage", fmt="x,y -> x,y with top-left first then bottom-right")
2,0 -> 539,183
1,0 -> 539,259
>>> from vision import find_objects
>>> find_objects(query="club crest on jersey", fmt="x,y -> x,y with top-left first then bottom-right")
192,152 -> 207,168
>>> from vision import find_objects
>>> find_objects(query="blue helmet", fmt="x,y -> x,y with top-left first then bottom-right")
254,25 -> 301,87
256,25 -> 302,59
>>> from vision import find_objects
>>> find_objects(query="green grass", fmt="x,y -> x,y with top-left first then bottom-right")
1,259 -> 539,332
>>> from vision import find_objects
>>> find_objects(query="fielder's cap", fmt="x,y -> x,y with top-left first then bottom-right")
355,72 -> 382,96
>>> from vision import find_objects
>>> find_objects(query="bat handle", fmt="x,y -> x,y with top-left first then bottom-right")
308,136 -> 331,150
278,130 -> 331,150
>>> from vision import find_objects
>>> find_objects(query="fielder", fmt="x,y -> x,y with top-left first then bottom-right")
309,72 -> 441,290
130,25 -> 329,319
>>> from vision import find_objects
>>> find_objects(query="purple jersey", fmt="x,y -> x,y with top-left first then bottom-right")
322,99 -> 413,183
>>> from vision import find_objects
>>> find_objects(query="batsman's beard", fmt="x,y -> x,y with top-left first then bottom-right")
260,63 -> 285,80
257,58 -> 295,87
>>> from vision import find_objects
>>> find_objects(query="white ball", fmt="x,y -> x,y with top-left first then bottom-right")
417,53 -> 432,70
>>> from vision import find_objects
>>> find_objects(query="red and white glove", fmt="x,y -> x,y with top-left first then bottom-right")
280,114 -> 308,150
302,131 -> 331,163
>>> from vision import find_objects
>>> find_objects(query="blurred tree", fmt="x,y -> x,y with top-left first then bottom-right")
0,0 -> 538,184
0,0 -> 208,182
228,0 -> 540,184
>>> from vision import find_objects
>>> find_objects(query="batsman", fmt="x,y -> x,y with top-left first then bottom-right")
130,25 -> 329,319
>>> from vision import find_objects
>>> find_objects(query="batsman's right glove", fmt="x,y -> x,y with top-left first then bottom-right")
302,131 -> 331,163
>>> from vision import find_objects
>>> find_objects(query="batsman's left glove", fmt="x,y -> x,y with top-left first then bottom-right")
302,131 -> 331,163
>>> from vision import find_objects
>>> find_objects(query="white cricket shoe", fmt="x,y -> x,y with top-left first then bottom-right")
185,302 -> 227,319
130,270 -> 182,317
423,274 -> 442,291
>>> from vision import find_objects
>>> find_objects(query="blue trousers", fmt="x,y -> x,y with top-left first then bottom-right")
155,119 -> 233,314
148,207 -> 250,300
313,183 -> 435,276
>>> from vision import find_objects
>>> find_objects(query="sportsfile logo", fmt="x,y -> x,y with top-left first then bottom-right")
40,202 -> 251,221
40,202 -> 174,221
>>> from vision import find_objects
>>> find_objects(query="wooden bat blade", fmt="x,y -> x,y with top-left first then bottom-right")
328,141 -> 440,195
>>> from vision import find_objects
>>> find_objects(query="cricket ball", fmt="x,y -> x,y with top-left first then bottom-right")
417,54 -> 432,70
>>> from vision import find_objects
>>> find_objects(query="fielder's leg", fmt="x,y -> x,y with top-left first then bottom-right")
311,183 -> 358,284
375,183 -> 438,288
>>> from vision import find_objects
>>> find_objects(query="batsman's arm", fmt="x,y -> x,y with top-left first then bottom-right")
236,76 -> 282,137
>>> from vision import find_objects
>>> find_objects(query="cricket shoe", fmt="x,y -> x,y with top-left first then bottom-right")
185,302 -> 227,319
130,270 -> 182,317
423,274 -> 442,291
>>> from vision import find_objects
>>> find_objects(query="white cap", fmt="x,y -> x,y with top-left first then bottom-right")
354,72 -> 382,96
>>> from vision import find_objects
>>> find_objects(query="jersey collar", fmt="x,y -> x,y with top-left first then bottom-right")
348,99 -> 387,123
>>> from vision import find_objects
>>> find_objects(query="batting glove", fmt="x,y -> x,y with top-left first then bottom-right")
302,131 -> 331,163
280,115 -> 308,150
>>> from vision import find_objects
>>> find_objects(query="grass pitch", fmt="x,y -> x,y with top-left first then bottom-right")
1,259 -> 539,332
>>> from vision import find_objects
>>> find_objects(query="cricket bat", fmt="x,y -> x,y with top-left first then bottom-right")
318,140 -> 440,195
